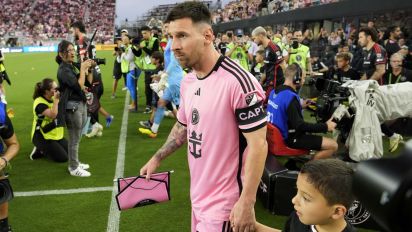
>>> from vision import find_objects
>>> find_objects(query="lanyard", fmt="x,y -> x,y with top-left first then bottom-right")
388,72 -> 402,84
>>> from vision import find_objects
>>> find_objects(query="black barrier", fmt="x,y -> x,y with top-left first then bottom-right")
213,0 -> 412,33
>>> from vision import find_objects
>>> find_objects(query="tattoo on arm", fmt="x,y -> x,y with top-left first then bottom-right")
154,122 -> 187,161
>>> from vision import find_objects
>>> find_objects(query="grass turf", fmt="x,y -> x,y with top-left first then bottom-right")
3,51 -> 403,231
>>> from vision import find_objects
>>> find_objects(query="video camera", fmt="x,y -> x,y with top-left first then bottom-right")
85,29 -> 106,65
353,140 -> 412,232
310,78 -> 353,143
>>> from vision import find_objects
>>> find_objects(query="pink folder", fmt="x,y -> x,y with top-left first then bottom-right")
115,172 -> 171,211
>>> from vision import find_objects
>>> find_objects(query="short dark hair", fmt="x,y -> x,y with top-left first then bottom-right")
300,159 -> 355,209
141,26 -> 151,32
151,51 -> 164,64
359,27 -> 378,42
70,21 -> 86,33
166,1 -> 211,25
256,49 -> 265,57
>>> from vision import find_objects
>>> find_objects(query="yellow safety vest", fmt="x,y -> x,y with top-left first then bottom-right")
226,42 -> 250,71
121,45 -> 131,73
289,44 -> 310,70
31,97 -> 64,140
139,37 -> 159,71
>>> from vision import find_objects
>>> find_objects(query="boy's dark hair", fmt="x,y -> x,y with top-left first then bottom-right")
140,26 -> 151,32
166,1 -> 211,25
151,51 -> 164,64
256,49 -> 265,58
300,159 -> 355,209
70,21 -> 86,33
359,27 -> 378,43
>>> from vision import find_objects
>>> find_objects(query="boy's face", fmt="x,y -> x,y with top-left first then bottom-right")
337,58 -> 349,69
292,173 -> 337,226
256,54 -> 263,63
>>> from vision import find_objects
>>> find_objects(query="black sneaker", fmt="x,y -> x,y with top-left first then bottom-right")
29,147 -> 43,160
143,107 -> 152,114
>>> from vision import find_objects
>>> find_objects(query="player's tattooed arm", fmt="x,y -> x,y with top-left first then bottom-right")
154,122 -> 187,161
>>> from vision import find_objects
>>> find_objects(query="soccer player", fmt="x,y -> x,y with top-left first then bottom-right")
139,2 -> 267,232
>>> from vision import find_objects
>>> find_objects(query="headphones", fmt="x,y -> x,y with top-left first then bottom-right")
291,63 -> 302,85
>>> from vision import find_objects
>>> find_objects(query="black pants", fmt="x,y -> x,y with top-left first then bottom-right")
381,123 -> 394,137
32,132 -> 68,163
144,71 -> 155,108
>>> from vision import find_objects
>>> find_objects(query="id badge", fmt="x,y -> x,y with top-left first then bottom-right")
145,55 -> 151,64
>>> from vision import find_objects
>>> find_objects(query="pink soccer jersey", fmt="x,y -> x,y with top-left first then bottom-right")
177,56 -> 266,221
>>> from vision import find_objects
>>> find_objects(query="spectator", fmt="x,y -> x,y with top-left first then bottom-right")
30,78 -> 68,163
383,26 -> 402,59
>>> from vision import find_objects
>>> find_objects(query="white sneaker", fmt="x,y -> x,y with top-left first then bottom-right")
122,87 -> 127,91
79,163 -> 90,170
86,123 -> 100,138
69,167 -> 91,177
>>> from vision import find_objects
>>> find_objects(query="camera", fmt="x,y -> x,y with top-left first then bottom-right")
353,140 -> 412,232
91,58 -> 106,66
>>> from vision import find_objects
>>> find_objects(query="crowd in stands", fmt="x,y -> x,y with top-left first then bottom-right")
0,0 -> 115,46
212,0 -> 342,24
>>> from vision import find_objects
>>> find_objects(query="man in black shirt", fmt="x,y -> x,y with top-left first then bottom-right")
330,52 -> 361,83
384,26 -> 402,60
252,26 -> 285,101
358,27 -> 387,84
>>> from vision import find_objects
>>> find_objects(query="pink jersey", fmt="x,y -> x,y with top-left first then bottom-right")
177,56 -> 266,221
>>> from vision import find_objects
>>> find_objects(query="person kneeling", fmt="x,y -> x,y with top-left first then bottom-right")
267,64 -> 338,160
256,159 -> 356,232
30,78 -> 68,163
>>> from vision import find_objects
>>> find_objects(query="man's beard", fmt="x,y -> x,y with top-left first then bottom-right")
74,34 -> 79,41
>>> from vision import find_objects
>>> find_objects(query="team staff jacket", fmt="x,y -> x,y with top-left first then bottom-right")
267,85 -> 327,140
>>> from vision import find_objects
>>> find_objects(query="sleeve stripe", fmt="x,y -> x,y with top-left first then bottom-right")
221,63 -> 248,93
224,57 -> 256,92
240,121 -> 267,133
177,120 -> 187,127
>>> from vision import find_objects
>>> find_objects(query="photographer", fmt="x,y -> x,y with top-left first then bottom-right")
30,78 -> 68,162
111,38 -> 123,98
71,21 -> 113,129
122,35 -> 139,112
56,40 -> 93,177
267,64 -> 338,160
226,31 -> 251,71
0,100 -> 19,232
132,26 -> 160,114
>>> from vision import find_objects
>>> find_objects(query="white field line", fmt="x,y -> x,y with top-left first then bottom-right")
14,186 -> 113,197
106,91 -> 130,232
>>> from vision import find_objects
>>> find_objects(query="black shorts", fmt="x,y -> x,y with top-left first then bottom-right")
113,73 -> 122,80
286,134 -> 323,151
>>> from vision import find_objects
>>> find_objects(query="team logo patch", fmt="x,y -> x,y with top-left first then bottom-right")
191,108 -> 200,125
188,130 -> 202,159
345,200 -> 371,225
245,93 -> 258,106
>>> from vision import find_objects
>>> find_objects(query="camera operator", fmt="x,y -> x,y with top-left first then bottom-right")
328,52 -> 361,83
111,38 -> 123,98
0,99 -> 19,232
71,21 -> 113,129
358,27 -> 387,83
252,26 -> 285,100
288,30 -> 313,77
30,78 -> 68,162
122,35 -> 139,112
383,53 -> 412,84
56,40 -> 93,177
267,64 -> 338,160
132,26 -> 160,114
226,31 -> 250,71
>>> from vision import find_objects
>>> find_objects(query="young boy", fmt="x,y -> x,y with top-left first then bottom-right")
251,49 -> 265,82
256,159 -> 357,232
